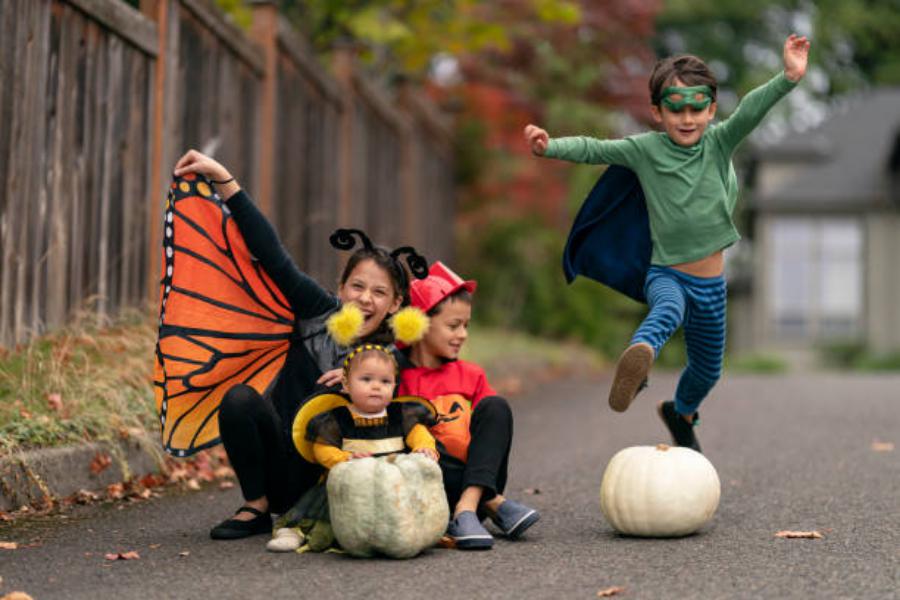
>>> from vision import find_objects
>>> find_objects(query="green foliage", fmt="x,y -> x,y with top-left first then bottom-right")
457,216 -> 643,358
726,352 -> 789,374
212,0 -> 253,30
818,341 -> 900,371
281,0 -> 582,76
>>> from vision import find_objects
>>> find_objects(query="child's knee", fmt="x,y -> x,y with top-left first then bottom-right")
474,396 -> 512,421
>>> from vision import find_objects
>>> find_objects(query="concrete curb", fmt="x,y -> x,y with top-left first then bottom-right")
0,435 -> 165,511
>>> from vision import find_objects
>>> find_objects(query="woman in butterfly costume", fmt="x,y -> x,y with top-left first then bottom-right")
160,150 -> 428,540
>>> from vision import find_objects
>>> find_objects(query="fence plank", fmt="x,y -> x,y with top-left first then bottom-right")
65,0 -> 157,56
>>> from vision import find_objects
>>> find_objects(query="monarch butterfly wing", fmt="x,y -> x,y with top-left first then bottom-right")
154,174 -> 294,457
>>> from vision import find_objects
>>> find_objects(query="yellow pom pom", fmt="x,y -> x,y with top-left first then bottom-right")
326,304 -> 364,347
390,307 -> 430,345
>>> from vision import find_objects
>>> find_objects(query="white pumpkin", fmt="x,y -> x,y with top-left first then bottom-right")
599,444 -> 720,537
327,453 -> 449,558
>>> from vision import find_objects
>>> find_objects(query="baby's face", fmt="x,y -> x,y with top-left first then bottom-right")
421,298 -> 471,361
344,355 -> 396,414
651,78 -> 717,147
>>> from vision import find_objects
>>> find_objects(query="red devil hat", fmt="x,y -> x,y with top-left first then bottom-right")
409,261 -> 477,313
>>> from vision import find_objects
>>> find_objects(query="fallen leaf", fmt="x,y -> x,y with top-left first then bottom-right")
46,393 -> 63,412
0,541 -> 18,550
214,466 -> 235,479
149,544 -> 161,549
523,488 -> 541,495
72,489 -> 100,504
106,483 -> 125,500
18,408 -> 32,419
179,551 -> 190,557
89,453 -> 112,475
104,551 -> 141,560
597,587 -> 626,597
219,481 -> 235,490
186,478 -> 201,491
871,440 -> 894,452
0,511 -> 12,521
437,535 -> 456,549
775,530 -> 823,539
139,473 -> 167,488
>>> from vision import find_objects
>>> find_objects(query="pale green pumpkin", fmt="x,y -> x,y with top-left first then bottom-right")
327,453 -> 449,558
600,444 -> 721,537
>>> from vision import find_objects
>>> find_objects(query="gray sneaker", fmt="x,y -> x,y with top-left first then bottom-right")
490,500 -> 540,539
447,511 -> 493,550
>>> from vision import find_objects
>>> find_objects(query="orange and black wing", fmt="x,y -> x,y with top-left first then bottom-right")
153,174 -> 294,457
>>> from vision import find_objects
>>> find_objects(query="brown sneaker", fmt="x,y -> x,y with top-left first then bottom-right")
608,342 -> 654,412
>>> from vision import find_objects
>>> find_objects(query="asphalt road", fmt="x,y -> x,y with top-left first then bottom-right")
2,372 -> 898,599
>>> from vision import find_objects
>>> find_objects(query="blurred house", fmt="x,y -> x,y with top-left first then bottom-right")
730,87 -> 900,354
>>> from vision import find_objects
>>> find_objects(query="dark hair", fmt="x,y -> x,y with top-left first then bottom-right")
340,247 -> 411,306
648,54 -> 717,107
427,288 -> 473,317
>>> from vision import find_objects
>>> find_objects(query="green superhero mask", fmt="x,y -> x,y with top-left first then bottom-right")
660,85 -> 713,112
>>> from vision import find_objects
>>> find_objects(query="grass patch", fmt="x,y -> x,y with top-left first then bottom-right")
0,309 -> 158,455
0,316 -> 608,453
819,341 -> 900,371
726,352 -> 789,374
462,324 -> 607,377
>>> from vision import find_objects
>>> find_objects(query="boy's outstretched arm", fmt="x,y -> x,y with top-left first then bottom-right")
783,33 -> 810,82
523,123 -> 641,166
712,33 -> 810,153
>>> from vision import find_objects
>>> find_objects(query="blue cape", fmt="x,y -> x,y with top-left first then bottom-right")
562,165 -> 651,303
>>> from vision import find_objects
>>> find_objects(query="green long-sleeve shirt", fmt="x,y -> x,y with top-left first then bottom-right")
545,71 -> 798,265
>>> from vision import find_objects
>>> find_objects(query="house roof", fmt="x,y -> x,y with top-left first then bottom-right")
749,87 -> 900,211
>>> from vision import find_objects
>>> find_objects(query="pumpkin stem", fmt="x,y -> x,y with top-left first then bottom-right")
656,443 -> 670,451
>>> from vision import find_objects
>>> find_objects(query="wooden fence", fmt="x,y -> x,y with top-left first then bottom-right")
0,0 -> 456,347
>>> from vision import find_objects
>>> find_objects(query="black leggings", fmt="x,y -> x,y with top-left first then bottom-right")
218,384 -> 323,514
440,396 -> 513,510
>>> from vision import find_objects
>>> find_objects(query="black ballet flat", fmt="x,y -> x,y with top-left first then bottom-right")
210,505 -> 272,540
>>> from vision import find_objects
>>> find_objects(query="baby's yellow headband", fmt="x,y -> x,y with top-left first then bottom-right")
341,343 -> 396,375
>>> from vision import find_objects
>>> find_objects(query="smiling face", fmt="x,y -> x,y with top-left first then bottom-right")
650,77 -> 717,147
420,297 -> 471,362
343,353 -> 396,415
338,258 -> 402,339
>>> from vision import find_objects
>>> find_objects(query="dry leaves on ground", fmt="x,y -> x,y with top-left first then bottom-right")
104,550 -> 140,560
89,452 -> 112,475
597,586 -> 626,597
775,530 -> 823,539
0,541 -> 18,550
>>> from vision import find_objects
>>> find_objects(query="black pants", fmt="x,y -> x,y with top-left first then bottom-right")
440,396 -> 513,510
218,384 -> 323,514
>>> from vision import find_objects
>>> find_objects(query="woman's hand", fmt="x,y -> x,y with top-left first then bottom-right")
415,447 -> 439,461
173,150 -> 241,198
174,149 -> 231,180
524,124 -> 550,156
316,368 -> 343,388
783,34 -> 810,82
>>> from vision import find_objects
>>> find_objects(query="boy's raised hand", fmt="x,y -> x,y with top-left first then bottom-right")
783,34 -> 810,82
524,124 -> 549,156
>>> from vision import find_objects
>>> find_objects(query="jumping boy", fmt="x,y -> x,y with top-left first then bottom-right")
525,34 -> 810,452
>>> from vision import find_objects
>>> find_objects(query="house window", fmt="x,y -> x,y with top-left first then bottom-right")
768,217 -> 863,340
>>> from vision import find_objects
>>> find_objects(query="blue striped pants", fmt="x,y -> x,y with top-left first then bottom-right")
631,266 -> 727,416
